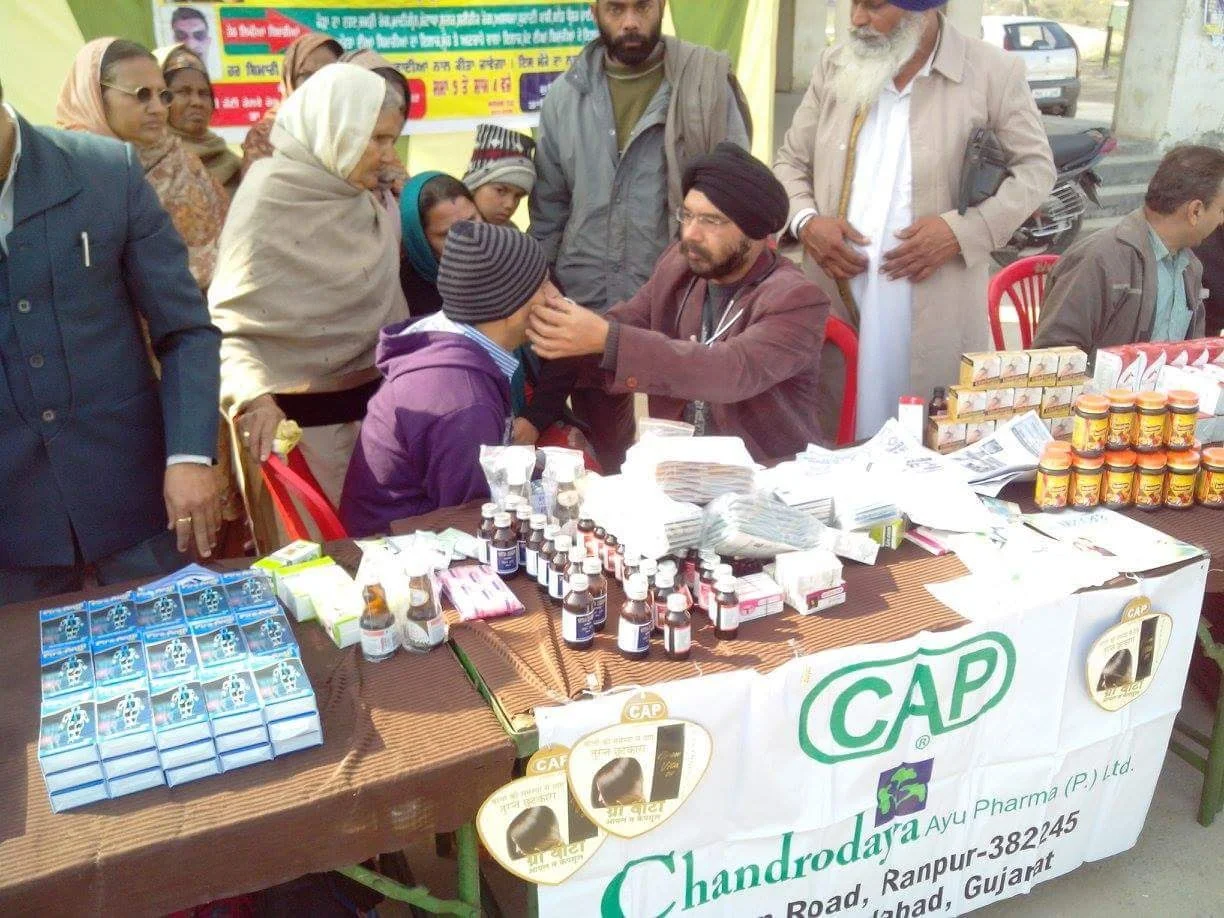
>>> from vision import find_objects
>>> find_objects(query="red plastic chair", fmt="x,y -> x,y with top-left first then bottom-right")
260,450 -> 348,543
988,254 -> 1060,349
824,315 -> 858,446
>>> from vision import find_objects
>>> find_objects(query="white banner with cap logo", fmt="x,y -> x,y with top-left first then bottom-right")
535,558 -> 1208,917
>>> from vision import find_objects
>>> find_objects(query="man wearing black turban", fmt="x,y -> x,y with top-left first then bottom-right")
528,144 -> 831,461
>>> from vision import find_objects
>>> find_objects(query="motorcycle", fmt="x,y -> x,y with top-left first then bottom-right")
992,127 -> 1116,266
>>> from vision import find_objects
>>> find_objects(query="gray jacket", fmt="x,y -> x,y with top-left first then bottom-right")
1034,209 -> 1206,353
529,38 -> 750,313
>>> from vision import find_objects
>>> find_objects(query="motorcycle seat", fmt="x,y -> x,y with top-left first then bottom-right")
1049,132 -> 1103,169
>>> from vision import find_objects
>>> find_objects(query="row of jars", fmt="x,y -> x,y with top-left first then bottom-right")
1071,389 -> 1199,456
1036,441 -> 1224,511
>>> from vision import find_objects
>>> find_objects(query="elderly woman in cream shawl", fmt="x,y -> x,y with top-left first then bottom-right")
209,63 -> 408,544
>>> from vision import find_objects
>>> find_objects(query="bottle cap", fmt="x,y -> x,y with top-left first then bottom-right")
544,525 -> 560,539
656,571 -> 674,588
1137,392 -> 1168,410
666,592 -> 688,612
1075,393 -> 1108,414
1167,449 -> 1201,470
639,559 -> 658,576
516,506 -> 532,520
493,512 -> 512,527
531,514 -> 548,527
625,577 -> 648,601
715,577 -> 736,592
481,502 -> 497,516
567,573 -> 589,593
658,560 -> 678,576
1168,389 -> 1200,410
554,534 -> 572,551
583,557 -> 602,575
1106,388 -> 1137,407
568,544 -> 585,561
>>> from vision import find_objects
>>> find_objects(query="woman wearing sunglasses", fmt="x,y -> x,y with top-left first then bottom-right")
156,44 -> 241,199
56,38 -> 227,291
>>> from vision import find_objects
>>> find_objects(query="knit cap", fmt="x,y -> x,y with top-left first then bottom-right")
462,123 -> 537,195
437,221 -> 548,324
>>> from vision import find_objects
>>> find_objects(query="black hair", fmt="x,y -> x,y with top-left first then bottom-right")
505,806 -> 561,858
590,757 -> 644,808
419,174 -> 474,221
100,39 -> 157,86
171,7 -> 208,27
1146,145 -> 1224,215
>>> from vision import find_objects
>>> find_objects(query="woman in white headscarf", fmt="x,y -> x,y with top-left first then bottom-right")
209,63 -> 408,547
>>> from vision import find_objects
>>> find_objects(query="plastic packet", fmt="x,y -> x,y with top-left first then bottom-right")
479,444 -> 536,507
637,418 -> 695,441
539,447 -> 588,519
700,491 -> 824,558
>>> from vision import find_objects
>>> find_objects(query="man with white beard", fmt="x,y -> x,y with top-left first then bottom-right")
775,0 -> 1054,439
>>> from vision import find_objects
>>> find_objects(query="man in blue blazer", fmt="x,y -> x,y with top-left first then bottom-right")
0,80 -> 222,603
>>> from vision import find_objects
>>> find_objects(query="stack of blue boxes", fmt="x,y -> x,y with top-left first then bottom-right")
37,569 -> 323,813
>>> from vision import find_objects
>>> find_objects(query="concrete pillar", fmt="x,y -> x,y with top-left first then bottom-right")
1114,0 -> 1224,147
790,0 -> 830,88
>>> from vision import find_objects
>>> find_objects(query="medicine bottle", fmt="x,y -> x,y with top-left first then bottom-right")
360,584 -> 399,663
618,576 -> 653,661
492,512 -> 519,579
562,573 -> 594,651
663,593 -> 692,661
553,466 -> 581,531
537,525 -> 559,589
515,505 -> 533,566
1034,445 -> 1071,511
549,534 -> 573,600
525,514 -> 547,578
1071,394 -> 1109,458
577,517 -> 596,555
1069,453 -> 1103,509
602,532 -> 620,577
404,556 -> 446,652
712,577 -> 740,641
476,502 -> 497,565
653,570 -> 677,634
583,557 -> 608,633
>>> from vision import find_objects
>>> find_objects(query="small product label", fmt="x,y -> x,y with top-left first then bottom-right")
664,624 -> 692,655
618,617 -> 651,654
495,545 -> 519,577
476,537 -> 490,566
714,600 -> 740,630
525,548 -> 538,578
548,570 -> 566,601
590,594 -> 607,629
361,626 -> 399,658
405,616 -> 445,649
518,539 -> 527,566
563,608 -> 593,643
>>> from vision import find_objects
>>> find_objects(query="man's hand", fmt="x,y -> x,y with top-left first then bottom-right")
512,417 -> 540,445
234,393 -> 286,463
164,463 -> 221,558
882,216 -> 961,282
527,292 -> 610,359
799,215 -> 870,280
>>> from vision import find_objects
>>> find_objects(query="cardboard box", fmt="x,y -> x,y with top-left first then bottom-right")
999,351 -> 1031,386
1040,386 -> 1073,419
1157,364 -> 1224,416
1013,387 -> 1042,413
1027,349 -> 1062,386
985,387 -> 1015,419
1053,346 -> 1089,384
863,516 -> 908,550
926,418 -> 967,453
735,573 -> 785,623
948,386 -> 987,421
1093,345 -> 1145,392
964,420 -> 996,445
795,583 -> 848,616
1048,415 -> 1074,440
959,352 -> 1002,389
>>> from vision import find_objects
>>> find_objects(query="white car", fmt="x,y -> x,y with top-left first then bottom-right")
982,15 -> 1081,117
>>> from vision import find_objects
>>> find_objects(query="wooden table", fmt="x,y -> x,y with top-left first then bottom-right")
0,561 -> 516,917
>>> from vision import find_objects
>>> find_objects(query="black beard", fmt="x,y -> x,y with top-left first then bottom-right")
599,21 -> 662,66
681,238 -> 752,280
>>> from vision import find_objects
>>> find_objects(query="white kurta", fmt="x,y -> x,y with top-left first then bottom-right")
848,55 -> 933,439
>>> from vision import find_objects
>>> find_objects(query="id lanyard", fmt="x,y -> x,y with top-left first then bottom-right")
675,254 -> 778,433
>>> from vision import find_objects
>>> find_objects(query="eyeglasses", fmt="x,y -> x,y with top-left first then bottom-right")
675,207 -> 731,230
102,83 -> 174,107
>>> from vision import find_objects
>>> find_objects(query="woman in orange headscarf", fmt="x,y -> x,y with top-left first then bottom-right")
240,32 -> 342,175
56,37 -> 228,291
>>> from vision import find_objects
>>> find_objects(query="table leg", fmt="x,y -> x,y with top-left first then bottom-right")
1200,678 -> 1224,826
455,821 -> 482,910
334,862 -> 478,917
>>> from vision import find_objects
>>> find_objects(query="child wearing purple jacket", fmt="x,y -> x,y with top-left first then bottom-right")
340,221 -> 553,536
